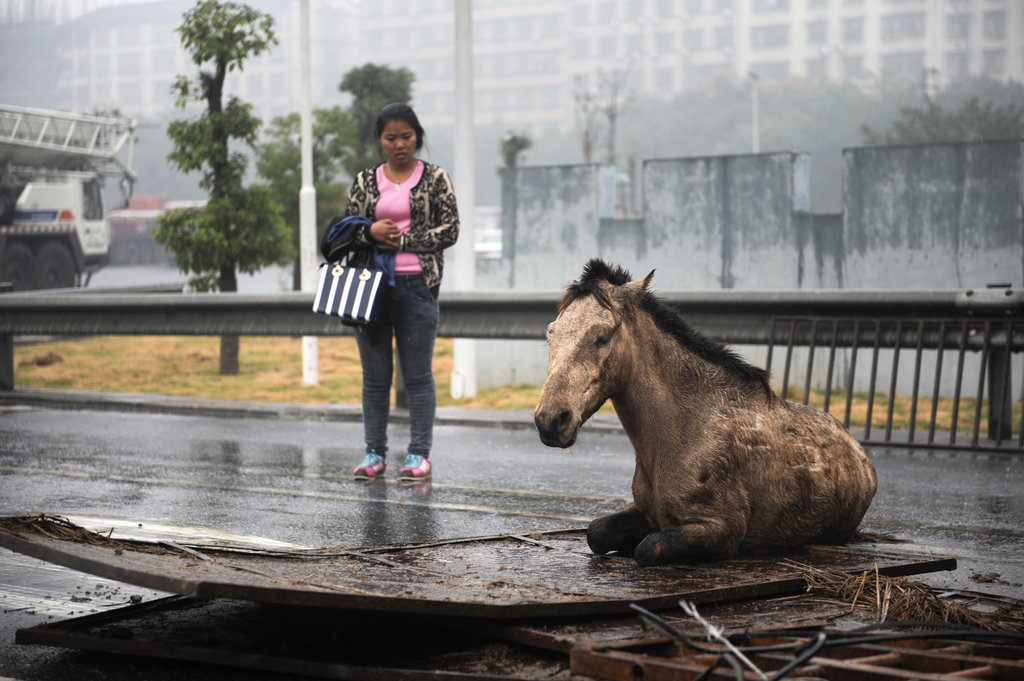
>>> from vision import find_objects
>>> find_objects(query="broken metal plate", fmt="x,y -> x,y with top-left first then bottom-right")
17,596 -> 575,680
571,630 -> 1024,681
0,515 -> 956,619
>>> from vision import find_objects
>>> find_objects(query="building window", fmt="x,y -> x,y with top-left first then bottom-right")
842,17 -> 863,44
656,30 -> 674,54
750,61 -> 788,79
982,11 -> 1005,40
493,89 -> 509,111
517,87 -> 536,109
751,24 -> 789,48
752,0 -> 788,11
92,54 -> 110,78
684,29 -> 702,52
714,26 -> 733,49
597,2 -> 615,23
946,51 -> 969,78
685,0 -> 703,14
982,49 -> 1005,76
806,56 -> 827,79
118,78 -> 142,107
573,37 -> 590,58
881,13 -> 925,40
116,51 -> 141,77
152,49 -> 175,73
655,66 -> 674,90
807,20 -> 826,45
947,13 -> 970,41
844,55 -> 864,78
881,51 -> 924,77
715,0 -> 733,11
626,33 -> 643,57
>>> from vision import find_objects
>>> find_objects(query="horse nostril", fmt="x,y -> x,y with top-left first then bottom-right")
535,408 -> 573,435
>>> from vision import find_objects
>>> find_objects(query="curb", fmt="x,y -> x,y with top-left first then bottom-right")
0,387 -> 627,435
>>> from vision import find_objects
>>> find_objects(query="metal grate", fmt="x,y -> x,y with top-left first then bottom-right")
766,317 -> 1023,453
572,631 -> 1024,681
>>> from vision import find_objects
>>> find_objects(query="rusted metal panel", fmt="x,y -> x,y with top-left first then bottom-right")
571,632 -> 1024,681
16,596 -> 571,680
0,516 -> 956,619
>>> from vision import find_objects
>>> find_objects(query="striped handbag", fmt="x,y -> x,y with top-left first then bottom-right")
312,259 -> 386,326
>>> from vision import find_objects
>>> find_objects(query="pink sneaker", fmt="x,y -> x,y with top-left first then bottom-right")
400,454 -> 432,481
353,451 -> 386,480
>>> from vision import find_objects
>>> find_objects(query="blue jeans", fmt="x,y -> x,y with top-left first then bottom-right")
354,274 -> 438,459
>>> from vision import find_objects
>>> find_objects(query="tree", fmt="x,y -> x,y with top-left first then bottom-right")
574,85 -> 601,164
862,96 -> 1024,145
338,63 -> 415,176
573,65 -> 633,165
155,0 -> 291,375
499,129 -> 533,169
254,107 -> 357,289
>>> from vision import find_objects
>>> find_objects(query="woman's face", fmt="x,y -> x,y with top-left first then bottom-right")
379,119 -> 418,167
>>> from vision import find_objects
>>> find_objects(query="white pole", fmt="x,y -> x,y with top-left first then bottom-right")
749,71 -> 760,154
299,0 -> 318,385
451,0 -> 476,399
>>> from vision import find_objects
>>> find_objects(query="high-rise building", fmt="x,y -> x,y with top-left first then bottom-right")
1,0 -> 360,122
361,0 -> 1022,128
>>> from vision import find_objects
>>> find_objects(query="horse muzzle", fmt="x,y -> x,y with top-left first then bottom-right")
534,406 -> 580,448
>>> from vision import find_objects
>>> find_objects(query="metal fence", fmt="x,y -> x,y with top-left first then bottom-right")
1,286 -> 1021,453
765,316 -> 1022,452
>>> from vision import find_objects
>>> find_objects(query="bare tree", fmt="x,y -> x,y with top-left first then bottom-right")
574,85 -> 601,164
599,64 -> 633,165
573,64 -> 634,165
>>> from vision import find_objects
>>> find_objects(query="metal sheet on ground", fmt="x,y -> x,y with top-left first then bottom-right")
571,631 -> 1024,681
17,596 -> 574,681
0,515 -> 956,619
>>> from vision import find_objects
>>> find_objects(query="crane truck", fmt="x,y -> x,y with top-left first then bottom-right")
0,105 -> 137,290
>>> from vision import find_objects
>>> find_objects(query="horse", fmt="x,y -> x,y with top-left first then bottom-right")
534,259 -> 878,566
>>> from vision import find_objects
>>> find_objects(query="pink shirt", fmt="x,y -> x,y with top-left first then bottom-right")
375,161 -> 424,274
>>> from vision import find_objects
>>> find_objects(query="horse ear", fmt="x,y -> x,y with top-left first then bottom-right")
616,269 -> 655,302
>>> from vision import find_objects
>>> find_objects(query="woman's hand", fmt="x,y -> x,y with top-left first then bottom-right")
370,219 -> 401,250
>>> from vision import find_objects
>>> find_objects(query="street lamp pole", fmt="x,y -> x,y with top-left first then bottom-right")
299,0 -> 318,385
749,71 -> 760,154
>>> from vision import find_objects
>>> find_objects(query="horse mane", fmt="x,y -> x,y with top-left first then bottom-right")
563,259 -> 772,395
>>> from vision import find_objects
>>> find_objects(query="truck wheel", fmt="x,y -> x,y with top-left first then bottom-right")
0,242 -> 35,291
37,241 -> 76,289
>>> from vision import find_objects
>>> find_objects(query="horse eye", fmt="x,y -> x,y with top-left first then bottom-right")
595,334 -> 611,347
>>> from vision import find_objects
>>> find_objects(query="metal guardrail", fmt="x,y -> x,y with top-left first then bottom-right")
1,287 -> 1022,451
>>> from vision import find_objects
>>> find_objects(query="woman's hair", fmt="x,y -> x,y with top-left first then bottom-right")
374,102 -> 425,151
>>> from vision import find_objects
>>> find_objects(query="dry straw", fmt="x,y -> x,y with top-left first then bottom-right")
785,559 -> 1024,633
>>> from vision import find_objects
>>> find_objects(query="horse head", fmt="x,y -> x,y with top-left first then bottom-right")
534,260 -> 653,448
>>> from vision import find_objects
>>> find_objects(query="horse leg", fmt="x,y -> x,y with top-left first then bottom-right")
633,521 -> 743,566
587,505 -> 655,556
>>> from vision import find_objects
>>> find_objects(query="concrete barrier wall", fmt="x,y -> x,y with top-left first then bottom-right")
472,140 -> 1024,392
844,140 -> 1024,289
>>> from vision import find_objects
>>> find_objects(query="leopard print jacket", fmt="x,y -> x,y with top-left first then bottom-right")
344,161 -> 460,293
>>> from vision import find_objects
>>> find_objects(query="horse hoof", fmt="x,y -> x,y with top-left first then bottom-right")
630,536 -> 663,561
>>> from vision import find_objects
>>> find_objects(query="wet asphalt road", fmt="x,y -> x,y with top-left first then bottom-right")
0,393 -> 1022,680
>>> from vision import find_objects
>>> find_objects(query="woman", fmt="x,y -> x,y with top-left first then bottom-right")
344,102 -> 459,481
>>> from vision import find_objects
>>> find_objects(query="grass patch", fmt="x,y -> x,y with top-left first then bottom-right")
13,335 -> 540,410
14,335 -> 1021,432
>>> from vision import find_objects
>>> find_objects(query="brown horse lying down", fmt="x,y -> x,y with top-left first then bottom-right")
534,260 -> 878,566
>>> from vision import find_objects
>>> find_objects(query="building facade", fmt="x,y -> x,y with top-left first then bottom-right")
1,0 -> 1019,128
360,0 -> 1022,128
